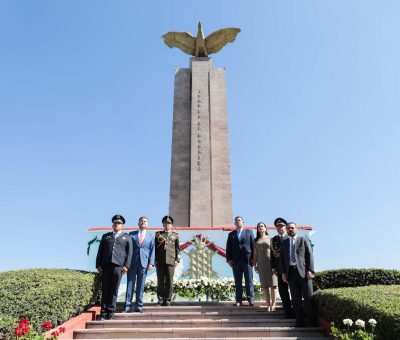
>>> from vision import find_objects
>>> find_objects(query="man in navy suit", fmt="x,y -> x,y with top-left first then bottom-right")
96,215 -> 132,320
226,216 -> 255,306
124,216 -> 155,313
280,222 -> 315,327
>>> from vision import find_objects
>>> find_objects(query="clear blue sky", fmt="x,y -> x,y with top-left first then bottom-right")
1,1 -> 399,272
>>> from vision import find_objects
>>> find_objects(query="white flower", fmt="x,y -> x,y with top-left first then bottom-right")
368,319 -> 377,326
343,319 -> 353,326
355,319 -> 365,328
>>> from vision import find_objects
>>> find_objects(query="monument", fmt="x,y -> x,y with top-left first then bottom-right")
86,24 -> 314,282
163,23 -> 240,227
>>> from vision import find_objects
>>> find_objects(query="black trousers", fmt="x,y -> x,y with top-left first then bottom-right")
101,264 -> 123,314
288,266 -> 314,327
277,271 -> 295,318
156,264 -> 175,302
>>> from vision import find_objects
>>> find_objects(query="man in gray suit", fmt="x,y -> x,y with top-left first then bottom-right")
279,222 -> 315,327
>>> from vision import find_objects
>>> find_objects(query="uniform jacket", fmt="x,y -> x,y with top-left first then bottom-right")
270,234 -> 288,274
226,229 -> 254,265
129,230 -> 155,269
96,232 -> 133,269
155,231 -> 180,266
279,235 -> 314,279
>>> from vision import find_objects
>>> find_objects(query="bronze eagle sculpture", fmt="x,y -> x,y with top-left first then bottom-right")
162,22 -> 240,57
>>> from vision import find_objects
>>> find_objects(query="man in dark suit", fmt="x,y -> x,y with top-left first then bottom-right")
155,215 -> 180,306
124,216 -> 155,313
226,216 -> 255,306
280,222 -> 315,327
96,215 -> 133,320
271,217 -> 295,318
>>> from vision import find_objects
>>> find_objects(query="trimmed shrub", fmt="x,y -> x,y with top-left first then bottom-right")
313,268 -> 400,291
313,285 -> 400,340
0,268 -> 100,340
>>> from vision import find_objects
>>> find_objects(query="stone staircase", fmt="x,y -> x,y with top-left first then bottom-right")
73,302 -> 329,339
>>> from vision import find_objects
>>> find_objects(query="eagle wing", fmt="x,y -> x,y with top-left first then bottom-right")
162,32 -> 196,56
205,28 -> 241,55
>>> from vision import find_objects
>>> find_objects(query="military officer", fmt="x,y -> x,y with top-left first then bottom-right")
155,215 -> 180,306
270,217 -> 295,318
96,215 -> 133,320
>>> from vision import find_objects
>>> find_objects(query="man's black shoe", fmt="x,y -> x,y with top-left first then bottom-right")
134,308 -> 143,313
162,301 -> 170,306
98,312 -> 107,320
105,313 -> 114,320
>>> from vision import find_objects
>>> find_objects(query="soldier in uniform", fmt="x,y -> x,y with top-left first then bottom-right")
270,217 -> 295,318
96,215 -> 133,320
155,215 -> 180,306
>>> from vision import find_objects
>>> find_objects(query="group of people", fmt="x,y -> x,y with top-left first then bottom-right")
227,216 -> 315,327
95,214 -> 315,328
95,214 -> 179,320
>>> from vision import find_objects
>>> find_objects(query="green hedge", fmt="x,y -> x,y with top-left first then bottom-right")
313,268 -> 400,290
313,285 -> 400,340
0,268 -> 100,340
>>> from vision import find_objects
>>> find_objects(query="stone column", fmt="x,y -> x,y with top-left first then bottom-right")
169,57 -> 233,227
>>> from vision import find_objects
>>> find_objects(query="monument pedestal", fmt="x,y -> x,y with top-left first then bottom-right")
169,58 -> 233,227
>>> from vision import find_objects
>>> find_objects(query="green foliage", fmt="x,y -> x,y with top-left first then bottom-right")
144,277 -> 263,301
0,268 -> 100,340
313,285 -> 400,340
313,269 -> 400,291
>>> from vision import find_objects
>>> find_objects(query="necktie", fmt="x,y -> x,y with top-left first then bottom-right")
290,238 -> 296,264
139,231 -> 144,246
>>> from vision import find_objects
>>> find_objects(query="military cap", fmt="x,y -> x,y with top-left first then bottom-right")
162,215 -> 174,224
274,217 -> 287,227
112,214 -> 125,224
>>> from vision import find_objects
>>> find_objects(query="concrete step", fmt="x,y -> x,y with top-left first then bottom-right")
73,326 -> 327,339
75,338 -> 329,340
86,318 -> 297,328
113,310 -> 286,320
117,304 -> 278,312
117,301 -> 282,312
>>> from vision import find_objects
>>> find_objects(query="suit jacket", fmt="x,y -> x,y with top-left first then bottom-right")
279,235 -> 314,279
129,230 -> 155,269
270,234 -> 288,274
155,231 -> 180,266
96,232 -> 133,269
226,229 -> 254,265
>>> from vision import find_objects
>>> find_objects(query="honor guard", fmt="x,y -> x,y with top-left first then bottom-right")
271,217 -> 295,318
96,215 -> 133,320
155,215 -> 180,306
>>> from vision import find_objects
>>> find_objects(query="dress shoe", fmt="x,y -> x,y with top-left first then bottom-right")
162,301 -> 171,306
134,308 -> 143,313
105,313 -> 114,320
98,312 -> 107,320
233,302 -> 243,306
